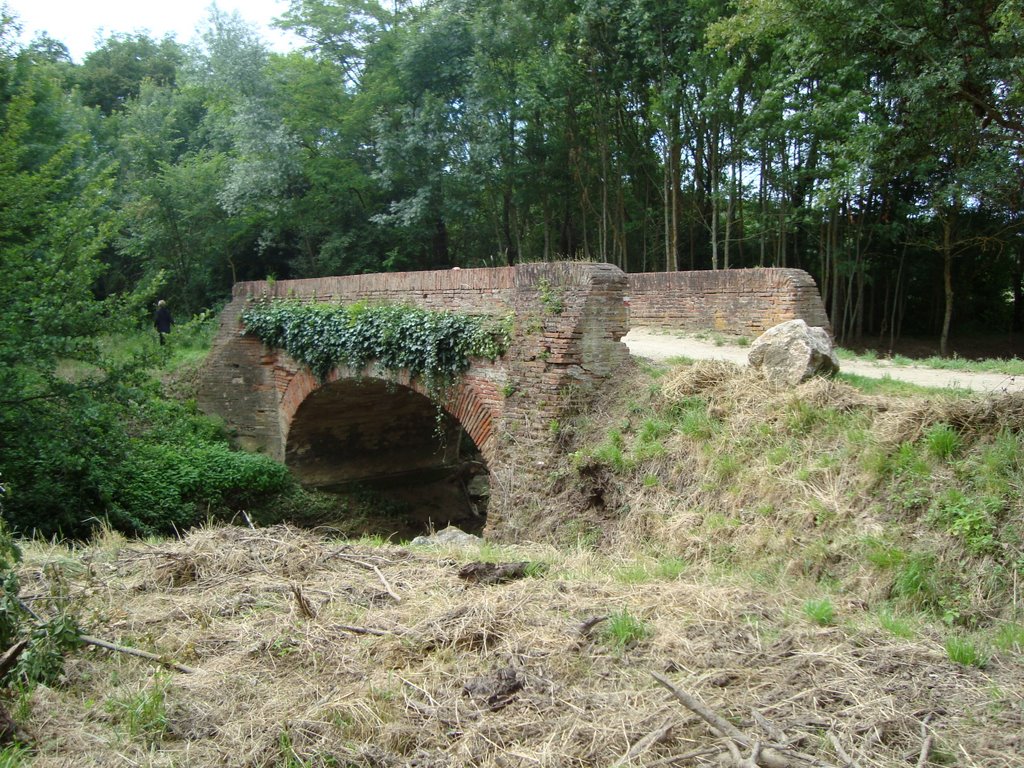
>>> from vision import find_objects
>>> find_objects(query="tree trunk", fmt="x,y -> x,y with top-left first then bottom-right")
940,212 -> 955,357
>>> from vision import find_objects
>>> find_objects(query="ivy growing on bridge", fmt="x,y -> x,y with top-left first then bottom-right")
241,299 -> 512,390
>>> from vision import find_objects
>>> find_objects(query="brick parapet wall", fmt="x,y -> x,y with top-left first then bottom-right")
233,267 -> 518,316
626,268 -> 831,336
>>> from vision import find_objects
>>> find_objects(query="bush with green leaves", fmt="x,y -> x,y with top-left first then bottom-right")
241,299 -> 511,391
2,387 -> 291,539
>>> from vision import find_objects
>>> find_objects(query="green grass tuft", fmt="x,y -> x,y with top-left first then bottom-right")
877,609 -> 914,638
602,609 -> 650,649
104,676 -> 169,743
994,622 -> 1024,653
924,423 -> 961,460
945,635 -> 988,668
802,597 -> 836,626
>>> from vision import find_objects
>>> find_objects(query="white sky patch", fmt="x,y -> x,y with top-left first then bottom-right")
6,0 -> 301,61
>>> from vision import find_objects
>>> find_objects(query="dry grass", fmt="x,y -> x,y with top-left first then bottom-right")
8,523 -> 1023,767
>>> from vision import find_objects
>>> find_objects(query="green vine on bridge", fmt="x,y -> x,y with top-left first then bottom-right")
241,299 -> 512,392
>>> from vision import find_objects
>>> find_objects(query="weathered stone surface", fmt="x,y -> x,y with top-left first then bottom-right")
410,525 -> 482,547
747,319 -> 839,386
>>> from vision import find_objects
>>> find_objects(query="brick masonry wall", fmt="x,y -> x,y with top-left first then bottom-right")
626,268 -> 831,336
197,263 -> 629,536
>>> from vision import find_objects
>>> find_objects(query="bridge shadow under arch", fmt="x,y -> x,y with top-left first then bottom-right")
281,367 -> 496,537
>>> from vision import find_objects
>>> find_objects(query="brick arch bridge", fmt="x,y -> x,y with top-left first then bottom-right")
198,262 -> 630,533
197,262 -> 828,536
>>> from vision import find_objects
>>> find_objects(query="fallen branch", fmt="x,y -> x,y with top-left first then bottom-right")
17,596 -> 196,674
291,584 -> 317,619
0,640 -> 28,679
80,635 -> 196,674
611,716 -> 674,767
726,738 -> 765,768
642,746 -> 722,767
828,733 -> 860,768
651,672 -> 748,742
651,672 -> 794,768
916,735 -> 933,768
331,623 -> 393,637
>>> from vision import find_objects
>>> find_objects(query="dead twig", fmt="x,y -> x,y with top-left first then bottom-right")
917,715 -> 934,768
80,635 -> 196,674
828,733 -> 860,768
577,615 -> 608,636
330,623 -> 394,637
332,553 -> 402,602
752,709 -> 789,745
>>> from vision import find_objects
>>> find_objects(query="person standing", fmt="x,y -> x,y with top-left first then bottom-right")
154,300 -> 173,345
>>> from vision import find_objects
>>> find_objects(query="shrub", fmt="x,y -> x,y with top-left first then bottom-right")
2,388 -> 291,539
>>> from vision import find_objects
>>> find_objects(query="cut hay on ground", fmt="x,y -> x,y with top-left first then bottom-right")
13,524 -> 1023,767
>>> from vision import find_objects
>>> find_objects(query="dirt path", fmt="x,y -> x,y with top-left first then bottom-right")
623,327 -> 1024,394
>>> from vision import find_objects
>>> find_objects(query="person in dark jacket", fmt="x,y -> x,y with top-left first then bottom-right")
154,300 -> 173,345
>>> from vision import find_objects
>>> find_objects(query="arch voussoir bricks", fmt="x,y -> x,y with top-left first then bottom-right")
197,262 -> 828,537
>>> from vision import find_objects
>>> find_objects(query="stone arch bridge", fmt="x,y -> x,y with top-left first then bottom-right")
197,262 -> 827,536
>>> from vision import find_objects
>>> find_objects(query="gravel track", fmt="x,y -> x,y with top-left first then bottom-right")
623,327 -> 1024,394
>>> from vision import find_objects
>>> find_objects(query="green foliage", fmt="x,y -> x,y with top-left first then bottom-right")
0,518 -> 81,689
926,490 -> 999,555
925,424 -> 962,460
536,278 -> 565,315
602,609 -> 649,650
944,636 -> 988,669
2,386 -> 291,539
242,299 -> 511,392
0,520 -> 22,650
802,597 -> 836,626
12,613 -> 82,686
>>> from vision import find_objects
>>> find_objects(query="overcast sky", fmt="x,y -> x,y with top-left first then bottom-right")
6,0 -> 301,61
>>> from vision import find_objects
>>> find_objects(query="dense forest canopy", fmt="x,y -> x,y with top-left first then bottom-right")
1,0 -> 1023,353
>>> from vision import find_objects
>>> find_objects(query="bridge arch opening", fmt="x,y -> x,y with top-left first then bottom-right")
284,376 -> 491,539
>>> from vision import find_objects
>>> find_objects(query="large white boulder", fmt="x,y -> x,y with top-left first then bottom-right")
747,320 -> 839,386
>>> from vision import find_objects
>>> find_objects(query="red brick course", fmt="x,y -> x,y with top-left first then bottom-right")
626,268 -> 831,336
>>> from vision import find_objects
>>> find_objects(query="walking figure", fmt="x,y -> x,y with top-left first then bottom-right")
154,300 -> 173,345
